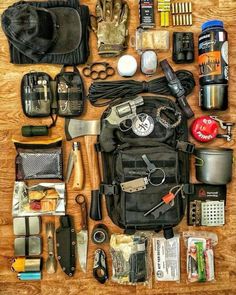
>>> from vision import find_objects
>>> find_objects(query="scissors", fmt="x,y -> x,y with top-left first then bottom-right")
82,62 -> 115,80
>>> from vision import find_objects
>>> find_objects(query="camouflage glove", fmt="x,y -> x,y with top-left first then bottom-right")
91,0 -> 129,57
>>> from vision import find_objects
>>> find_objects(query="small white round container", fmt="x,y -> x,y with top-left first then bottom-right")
117,55 -> 138,77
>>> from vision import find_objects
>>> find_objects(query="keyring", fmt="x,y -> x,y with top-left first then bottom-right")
75,194 -> 86,205
148,168 -> 166,187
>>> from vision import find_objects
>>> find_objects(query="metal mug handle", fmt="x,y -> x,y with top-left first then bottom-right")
194,156 -> 205,167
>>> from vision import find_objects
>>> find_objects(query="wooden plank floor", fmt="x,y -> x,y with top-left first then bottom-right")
0,0 -> 236,294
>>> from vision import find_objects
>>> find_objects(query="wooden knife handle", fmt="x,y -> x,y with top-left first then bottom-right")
72,149 -> 84,190
84,136 -> 101,190
75,195 -> 88,230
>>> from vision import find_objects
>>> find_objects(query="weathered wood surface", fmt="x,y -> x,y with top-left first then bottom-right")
0,0 -> 236,294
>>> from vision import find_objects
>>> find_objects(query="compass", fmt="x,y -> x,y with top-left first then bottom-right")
132,113 -> 155,137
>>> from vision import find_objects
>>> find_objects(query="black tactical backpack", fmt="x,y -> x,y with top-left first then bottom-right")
99,96 -> 193,238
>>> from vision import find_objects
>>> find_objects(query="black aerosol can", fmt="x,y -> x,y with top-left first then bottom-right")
198,20 -> 228,110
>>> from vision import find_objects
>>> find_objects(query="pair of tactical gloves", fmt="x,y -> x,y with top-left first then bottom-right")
91,0 -> 129,57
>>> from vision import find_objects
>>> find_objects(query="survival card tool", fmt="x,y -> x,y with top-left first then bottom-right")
66,142 -> 84,190
75,194 -> 88,273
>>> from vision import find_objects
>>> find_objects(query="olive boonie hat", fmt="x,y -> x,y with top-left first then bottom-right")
1,4 -> 82,59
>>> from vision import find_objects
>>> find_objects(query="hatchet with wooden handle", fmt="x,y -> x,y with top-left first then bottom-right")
65,119 -> 102,220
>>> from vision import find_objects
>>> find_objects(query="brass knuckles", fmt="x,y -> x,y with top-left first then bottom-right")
82,62 -> 115,80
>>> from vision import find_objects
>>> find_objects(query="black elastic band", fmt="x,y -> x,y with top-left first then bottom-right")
25,217 -> 30,236
142,81 -> 149,92
25,238 -> 29,256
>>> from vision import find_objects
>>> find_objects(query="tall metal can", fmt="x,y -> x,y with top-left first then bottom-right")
198,20 -> 228,110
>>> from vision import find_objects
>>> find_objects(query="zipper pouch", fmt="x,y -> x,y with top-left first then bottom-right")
21,72 -> 53,117
55,66 -> 85,117
13,138 -> 63,180
21,66 -> 85,118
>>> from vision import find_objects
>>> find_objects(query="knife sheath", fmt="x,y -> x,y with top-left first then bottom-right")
56,215 -> 76,276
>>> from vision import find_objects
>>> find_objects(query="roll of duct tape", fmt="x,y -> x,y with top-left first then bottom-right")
91,224 -> 109,245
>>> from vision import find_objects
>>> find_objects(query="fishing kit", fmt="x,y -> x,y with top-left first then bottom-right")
1,0 -> 234,288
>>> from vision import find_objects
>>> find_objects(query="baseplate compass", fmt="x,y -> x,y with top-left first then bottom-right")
132,113 -> 154,137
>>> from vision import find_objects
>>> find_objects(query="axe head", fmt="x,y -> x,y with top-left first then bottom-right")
65,119 -> 101,140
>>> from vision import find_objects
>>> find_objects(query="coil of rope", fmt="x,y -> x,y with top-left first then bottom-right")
88,70 -> 195,107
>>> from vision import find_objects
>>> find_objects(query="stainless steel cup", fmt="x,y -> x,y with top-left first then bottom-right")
195,148 -> 233,184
